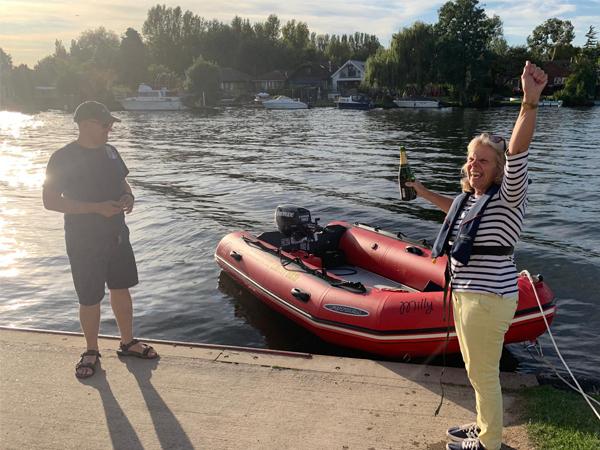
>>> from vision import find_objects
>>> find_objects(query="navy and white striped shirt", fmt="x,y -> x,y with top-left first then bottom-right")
449,151 -> 529,297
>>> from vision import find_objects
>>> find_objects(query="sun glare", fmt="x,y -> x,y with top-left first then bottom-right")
0,111 -> 45,278
0,111 -> 46,188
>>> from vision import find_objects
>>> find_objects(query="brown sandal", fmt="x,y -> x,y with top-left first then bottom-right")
117,339 -> 158,359
75,350 -> 101,379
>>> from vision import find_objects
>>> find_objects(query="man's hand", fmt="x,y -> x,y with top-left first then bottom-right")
95,200 -> 123,217
119,193 -> 134,214
521,61 -> 548,104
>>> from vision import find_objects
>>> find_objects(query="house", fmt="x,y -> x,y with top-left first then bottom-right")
330,60 -> 366,94
286,62 -> 333,101
219,68 -> 253,97
542,60 -> 572,93
254,70 -> 287,92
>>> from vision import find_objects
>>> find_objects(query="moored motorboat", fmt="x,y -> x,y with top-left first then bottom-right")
336,94 -> 374,110
215,206 -> 556,359
262,96 -> 308,110
121,84 -> 188,111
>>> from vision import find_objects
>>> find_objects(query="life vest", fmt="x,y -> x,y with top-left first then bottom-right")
431,184 -> 513,266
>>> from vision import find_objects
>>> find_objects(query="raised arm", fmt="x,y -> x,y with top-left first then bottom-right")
508,61 -> 548,155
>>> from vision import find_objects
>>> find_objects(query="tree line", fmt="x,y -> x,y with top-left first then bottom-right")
364,0 -> 599,106
1,0 -> 598,110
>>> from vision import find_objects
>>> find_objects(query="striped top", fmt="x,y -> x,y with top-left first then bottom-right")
449,151 -> 529,297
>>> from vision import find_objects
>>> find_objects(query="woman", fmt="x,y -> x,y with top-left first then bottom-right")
406,61 -> 548,450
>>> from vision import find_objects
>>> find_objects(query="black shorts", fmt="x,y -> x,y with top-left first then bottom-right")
66,226 -> 138,306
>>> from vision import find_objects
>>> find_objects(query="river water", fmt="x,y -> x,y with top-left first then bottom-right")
1,106 -> 599,380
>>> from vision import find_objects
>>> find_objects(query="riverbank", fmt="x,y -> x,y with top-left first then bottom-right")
0,327 -> 536,449
522,385 -> 600,449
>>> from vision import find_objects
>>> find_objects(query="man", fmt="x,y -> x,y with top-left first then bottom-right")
43,101 -> 158,379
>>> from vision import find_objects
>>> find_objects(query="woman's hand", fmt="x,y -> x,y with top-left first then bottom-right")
405,180 -> 426,197
521,61 -> 548,104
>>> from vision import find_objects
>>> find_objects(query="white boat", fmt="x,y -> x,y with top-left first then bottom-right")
121,84 -> 188,111
254,92 -> 271,103
262,96 -> 308,110
539,99 -> 563,107
509,97 -> 563,107
394,97 -> 440,108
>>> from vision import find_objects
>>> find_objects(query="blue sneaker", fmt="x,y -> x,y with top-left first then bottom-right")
446,438 -> 486,450
446,423 -> 480,441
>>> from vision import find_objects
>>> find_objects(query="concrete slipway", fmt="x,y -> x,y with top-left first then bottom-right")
0,327 -> 536,449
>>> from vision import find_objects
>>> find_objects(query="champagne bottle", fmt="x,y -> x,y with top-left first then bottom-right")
399,146 -> 417,201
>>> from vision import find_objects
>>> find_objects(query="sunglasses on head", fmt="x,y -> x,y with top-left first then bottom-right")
486,133 -> 506,151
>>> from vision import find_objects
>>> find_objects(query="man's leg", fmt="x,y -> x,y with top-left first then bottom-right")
78,302 -> 101,377
110,288 -> 157,357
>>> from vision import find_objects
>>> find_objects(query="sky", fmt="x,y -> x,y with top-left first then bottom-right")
1,0 -> 599,67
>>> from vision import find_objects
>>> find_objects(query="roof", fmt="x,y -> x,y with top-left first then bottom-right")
331,60 -> 366,79
287,63 -> 332,83
254,70 -> 287,81
219,68 -> 253,83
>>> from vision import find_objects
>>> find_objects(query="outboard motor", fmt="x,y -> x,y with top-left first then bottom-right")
275,205 -> 320,251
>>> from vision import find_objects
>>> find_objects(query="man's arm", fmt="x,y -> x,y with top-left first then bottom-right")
119,179 -> 134,214
508,61 -> 548,156
43,187 -> 122,217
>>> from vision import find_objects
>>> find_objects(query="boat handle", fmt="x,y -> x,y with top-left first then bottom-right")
230,251 -> 242,262
291,288 -> 310,302
405,246 -> 424,256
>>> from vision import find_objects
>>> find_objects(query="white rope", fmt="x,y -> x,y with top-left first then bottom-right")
521,270 -> 600,421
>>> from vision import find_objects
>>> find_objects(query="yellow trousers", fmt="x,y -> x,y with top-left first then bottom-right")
452,291 -> 518,450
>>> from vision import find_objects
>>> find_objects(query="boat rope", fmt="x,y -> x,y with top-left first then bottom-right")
521,270 -> 600,422
434,262 -> 453,416
242,236 -> 367,294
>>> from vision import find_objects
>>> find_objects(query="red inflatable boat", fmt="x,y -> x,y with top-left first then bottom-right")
215,207 -> 556,358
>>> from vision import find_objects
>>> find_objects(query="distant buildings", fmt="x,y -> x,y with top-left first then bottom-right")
330,60 -> 367,94
216,59 -> 367,102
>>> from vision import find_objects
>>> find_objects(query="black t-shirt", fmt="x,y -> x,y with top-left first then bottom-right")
44,141 -> 129,236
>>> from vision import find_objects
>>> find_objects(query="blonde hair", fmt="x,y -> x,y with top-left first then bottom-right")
460,133 -> 506,193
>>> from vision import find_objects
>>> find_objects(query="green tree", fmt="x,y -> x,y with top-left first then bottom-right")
70,27 -> 120,69
583,25 -> 600,63
10,64 -> 35,109
490,45 -> 534,97
147,64 -> 181,89
391,22 -> 436,93
556,58 -> 596,105
364,47 -> 400,90
281,19 -> 310,65
435,0 -> 503,105
32,39 -> 71,88
117,28 -> 149,89
143,5 -> 204,75
184,57 -> 220,106
0,48 -> 14,107
527,18 -> 575,61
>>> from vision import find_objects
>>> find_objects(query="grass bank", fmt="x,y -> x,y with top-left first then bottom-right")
522,385 -> 600,449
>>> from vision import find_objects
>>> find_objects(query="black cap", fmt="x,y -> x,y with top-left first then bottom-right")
73,101 -> 121,124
